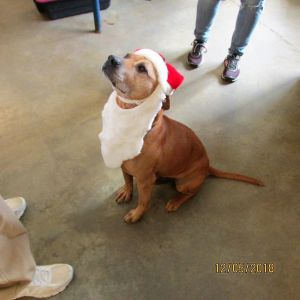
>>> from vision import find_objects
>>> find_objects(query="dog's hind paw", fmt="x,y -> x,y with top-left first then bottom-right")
165,200 -> 181,212
165,194 -> 192,212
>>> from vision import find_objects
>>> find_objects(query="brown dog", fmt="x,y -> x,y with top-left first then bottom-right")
100,50 -> 263,224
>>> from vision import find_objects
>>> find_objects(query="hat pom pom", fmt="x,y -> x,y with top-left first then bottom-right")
166,63 -> 185,95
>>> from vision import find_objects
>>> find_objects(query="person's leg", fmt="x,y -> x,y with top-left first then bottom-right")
0,198 -> 36,299
188,0 -> 222,67
0,197 -> 73,300
194,0 -> 222,43
0,199 -> 36,287
222,0 -> 264,82
229,0 -> 264,56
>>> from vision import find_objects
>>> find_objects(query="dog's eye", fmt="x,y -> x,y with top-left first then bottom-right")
137,64 -> 147,73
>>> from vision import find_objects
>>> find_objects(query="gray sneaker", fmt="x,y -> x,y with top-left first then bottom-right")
221,54 -> 241,83
187,40 -> 207,67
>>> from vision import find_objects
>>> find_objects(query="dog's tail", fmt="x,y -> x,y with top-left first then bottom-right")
209,166 -> 264,186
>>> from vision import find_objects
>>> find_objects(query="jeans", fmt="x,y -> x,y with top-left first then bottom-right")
194,0 -> 264,56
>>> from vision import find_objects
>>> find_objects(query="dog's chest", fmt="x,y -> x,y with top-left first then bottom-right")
99,90 -> 164,169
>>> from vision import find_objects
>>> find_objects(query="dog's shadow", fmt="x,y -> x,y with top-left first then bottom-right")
67,179 -> 208,239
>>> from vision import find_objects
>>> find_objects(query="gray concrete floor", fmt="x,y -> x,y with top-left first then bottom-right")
1,0 -> 300,299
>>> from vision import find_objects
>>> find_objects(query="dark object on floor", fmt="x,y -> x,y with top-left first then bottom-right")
33,0 -> 111,20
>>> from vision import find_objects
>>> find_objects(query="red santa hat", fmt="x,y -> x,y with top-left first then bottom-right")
134,49 -> 184,95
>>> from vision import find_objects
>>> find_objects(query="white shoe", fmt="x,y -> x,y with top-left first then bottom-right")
4,197 -> 27,219
14,264 -> 74,299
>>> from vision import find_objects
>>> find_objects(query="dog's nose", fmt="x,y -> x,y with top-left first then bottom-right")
108,55 -> 122,67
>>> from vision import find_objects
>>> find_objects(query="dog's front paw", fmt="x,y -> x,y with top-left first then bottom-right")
123,208 -> 144,224
115,186 -> 132,204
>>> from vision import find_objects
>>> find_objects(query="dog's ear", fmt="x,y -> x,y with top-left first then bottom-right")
162,95 -> 170,110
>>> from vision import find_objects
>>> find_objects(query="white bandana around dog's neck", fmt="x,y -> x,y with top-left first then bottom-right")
99,85 -> 165,168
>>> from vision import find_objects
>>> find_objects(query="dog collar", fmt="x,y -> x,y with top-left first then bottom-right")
117,90 -> 169,107
117,96 -> 146,106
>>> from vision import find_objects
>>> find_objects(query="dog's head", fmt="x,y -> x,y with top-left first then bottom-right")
102,53 -> 159,100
